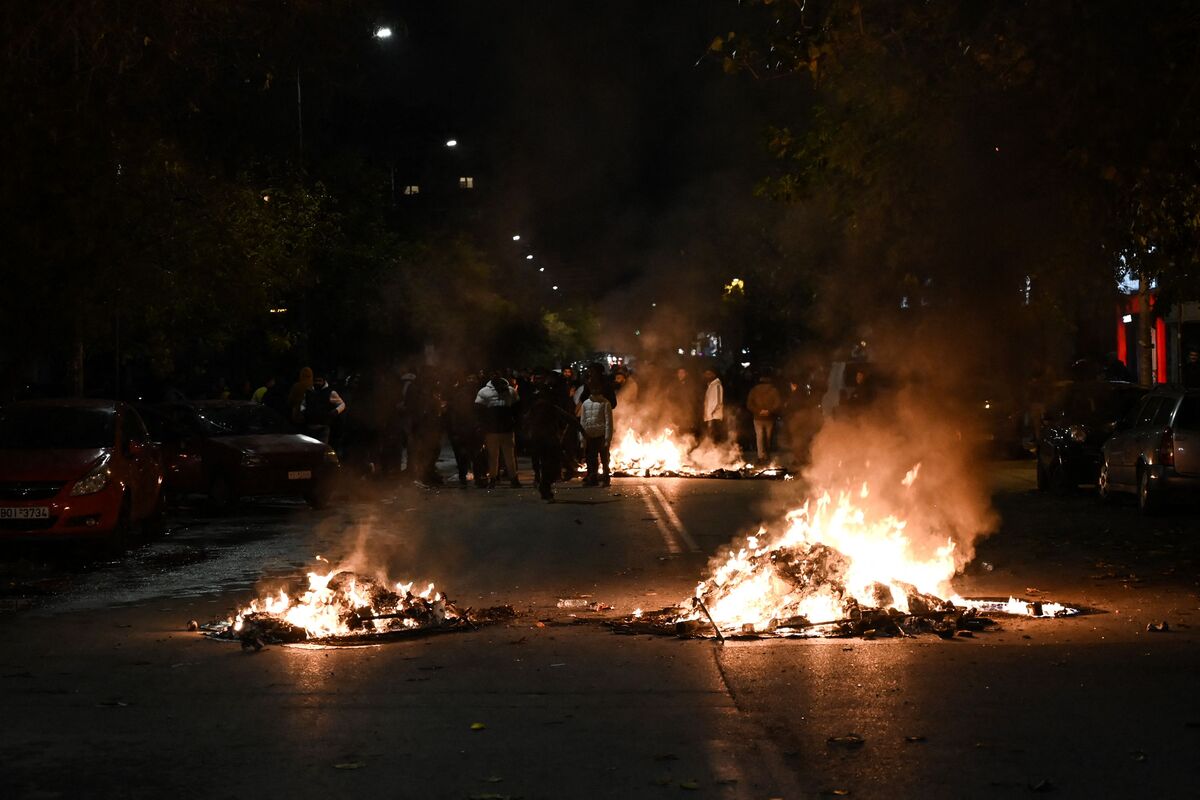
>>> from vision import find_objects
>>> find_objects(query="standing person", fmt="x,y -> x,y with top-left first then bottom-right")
669,366 -> 700,437
561,365 -> 580,396
304,371 -> 347,448
475,373 -> 521,488
702,366 -> 725,443
746,371 -> 783,462
559,366 -> 583,478
288,367 -> 314,428
406,371 -> 445,487
394,367 -> 418,475
612,366 -> 638,441
252,376 -> 275,405
613,367 -> 639,406
579,375 -> 613,486
447,371 -> 486,487
258,377 -> 288,419
524,372 -> 584,501
1182,349 -> 1200,388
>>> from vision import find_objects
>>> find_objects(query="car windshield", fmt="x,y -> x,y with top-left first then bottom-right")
195,405 -> 293,436
0,406 -> 116,449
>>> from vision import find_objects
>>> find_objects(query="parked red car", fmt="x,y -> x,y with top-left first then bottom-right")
0,399 -> 164,541
137,401 -> 340,509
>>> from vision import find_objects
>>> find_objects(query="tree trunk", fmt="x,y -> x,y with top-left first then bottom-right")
1137,269 -> 1154,387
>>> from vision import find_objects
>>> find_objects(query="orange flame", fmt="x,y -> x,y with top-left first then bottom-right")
231,558 -> 449,639
610,426 -> 753,476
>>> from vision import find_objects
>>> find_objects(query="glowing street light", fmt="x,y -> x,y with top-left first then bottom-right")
538,267 -> 544,272
373,26 -> 393,39
445,139 -> 458,148
525,254 -> 533,261
512,234 -> 521,241
552,285 -> 559,291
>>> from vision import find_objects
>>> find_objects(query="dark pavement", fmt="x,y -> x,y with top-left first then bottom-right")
1,461 -> 1198,799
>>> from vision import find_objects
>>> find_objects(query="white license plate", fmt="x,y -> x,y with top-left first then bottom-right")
0,506 -> 49,519
287,470 -> 313,480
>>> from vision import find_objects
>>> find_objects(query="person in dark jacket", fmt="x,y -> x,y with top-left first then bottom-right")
405,371 -> 445,486
447,372 -> 486,487
304,371 -> 347,448
524,372 -> 584,501
668,366 -> 701,437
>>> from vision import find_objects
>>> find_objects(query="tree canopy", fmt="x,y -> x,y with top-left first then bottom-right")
716,0 -> 1200,372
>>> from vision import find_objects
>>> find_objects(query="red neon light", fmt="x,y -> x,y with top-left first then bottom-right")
1116,313 -> 1128,367
1156,316 -> 1168,383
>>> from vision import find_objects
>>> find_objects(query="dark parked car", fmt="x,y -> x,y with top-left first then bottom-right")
138,401 -> 339,509
1037,380 -> 1147,491
1099,387 -> 1200,512
0,400 -> 163,542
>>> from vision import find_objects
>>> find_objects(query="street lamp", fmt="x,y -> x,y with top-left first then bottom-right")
525,254 -> 533,261
512,234 -> 521,241
445,139 -> 458,148
373,26 -> 393,39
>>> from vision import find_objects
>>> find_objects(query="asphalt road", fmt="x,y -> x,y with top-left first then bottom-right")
1,460 -> 1198,799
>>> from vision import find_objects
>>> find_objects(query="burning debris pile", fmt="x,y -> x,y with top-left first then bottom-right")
608,427 -> 788,479
201,558 -> 515,647
610,471 -> 1077,640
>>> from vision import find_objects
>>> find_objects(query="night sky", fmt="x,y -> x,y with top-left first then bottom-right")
372,1 -> 777,301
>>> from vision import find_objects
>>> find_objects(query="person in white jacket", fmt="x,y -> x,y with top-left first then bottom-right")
579,376 -> 613,486
702,367 -> 725,443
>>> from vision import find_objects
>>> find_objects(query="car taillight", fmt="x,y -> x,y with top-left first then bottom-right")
1160,428 -> 1175,466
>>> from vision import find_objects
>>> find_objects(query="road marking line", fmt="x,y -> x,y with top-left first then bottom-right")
643,492 -> 681,554
650,484 -> 700,553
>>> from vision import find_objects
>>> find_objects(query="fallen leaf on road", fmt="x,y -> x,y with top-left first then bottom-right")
470,722 -> 487,731
680,781 -> 700,790
904,736 -> 927,743
333,762 -> 364,770
824,790 -> 851,796
1147,621 -> 1170,633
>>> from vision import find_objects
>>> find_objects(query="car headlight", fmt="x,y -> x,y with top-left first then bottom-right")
1069,425 -> 1087,443
241,452 -> 266,467
324,449 -> 340,465
70,456 -> 112,496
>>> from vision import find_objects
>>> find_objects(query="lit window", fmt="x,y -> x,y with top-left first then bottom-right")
403,185 -> 420,196
459,176 -> 474,189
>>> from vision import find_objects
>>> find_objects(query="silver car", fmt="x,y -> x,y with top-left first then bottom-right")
1099,388 -> 1200,512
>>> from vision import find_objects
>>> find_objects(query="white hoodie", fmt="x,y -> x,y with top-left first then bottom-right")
579,396 -> 613,442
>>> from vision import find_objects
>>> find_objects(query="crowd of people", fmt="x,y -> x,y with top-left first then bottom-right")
216,360 -> 830,502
